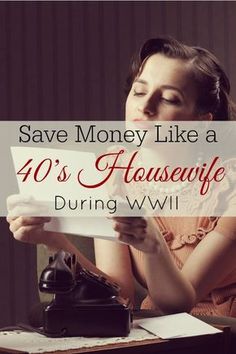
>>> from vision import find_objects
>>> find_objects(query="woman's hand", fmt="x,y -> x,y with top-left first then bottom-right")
6,194 -> 53,246
112,216 -> 161,253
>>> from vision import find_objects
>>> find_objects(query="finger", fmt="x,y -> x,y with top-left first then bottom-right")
112,217 -> 147,227
9,216 -> 51,233
7,194 -> 34,211
113,222 -> 146,239
6,215 -> 18,223
8,204 -> 49,218
116,232 -> 146,245
13,225 -> 45,244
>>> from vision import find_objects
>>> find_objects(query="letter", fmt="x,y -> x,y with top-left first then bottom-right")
135,129 -> 148,147
32,129 -> 44,143
187,129 -> 198,143
123,129 -> 135,144
55,129 -> 68,143
78,149 -> 130,188
206,129 -> 218,143
97,129 -> 109,143
155,124 -> 167,142
125,196 -> 146,210
173,125 -> 187,142
147,196 -> 168,210
106,199 -> 117,214
109,129 -> 123,143
57,166 -> 71,182
75,124 -> 96,142
19,124 -> 31,143
213,167 -> 225,182
54,195 -> 66,210
200,156 -> 221,195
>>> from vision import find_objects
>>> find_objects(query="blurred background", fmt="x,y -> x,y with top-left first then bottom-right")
0,0 -> 235,326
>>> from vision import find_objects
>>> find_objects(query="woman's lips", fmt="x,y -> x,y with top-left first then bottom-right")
132,118 -> 146,121
129,119 -> 151,129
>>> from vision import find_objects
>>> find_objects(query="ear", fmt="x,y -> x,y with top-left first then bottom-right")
199,112 -> 213,121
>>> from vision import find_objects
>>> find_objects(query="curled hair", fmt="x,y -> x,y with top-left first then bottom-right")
126,37 -> 236,120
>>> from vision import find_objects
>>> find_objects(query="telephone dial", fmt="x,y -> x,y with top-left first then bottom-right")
39,250 -> 132,337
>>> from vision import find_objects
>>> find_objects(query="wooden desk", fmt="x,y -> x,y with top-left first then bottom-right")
0,311 -> 231,354
0,328 -> 230,354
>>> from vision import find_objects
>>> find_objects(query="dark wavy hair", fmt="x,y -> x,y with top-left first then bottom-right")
126,37 -> 235,120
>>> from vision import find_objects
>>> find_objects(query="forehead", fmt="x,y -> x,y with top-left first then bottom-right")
138,53 -> 193,89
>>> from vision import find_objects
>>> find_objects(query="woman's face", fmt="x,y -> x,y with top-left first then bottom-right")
126,53 -> 205,122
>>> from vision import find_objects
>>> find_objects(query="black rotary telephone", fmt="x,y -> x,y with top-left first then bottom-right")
39,250 -> 132,337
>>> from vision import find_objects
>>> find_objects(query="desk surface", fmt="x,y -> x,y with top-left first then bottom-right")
0,331 -> 229,354
0,312 -> 230,354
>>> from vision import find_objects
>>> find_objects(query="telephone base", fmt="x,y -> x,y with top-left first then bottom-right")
43,298 -> 132,337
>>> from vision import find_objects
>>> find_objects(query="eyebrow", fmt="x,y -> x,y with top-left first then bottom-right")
133,79 -> 185,98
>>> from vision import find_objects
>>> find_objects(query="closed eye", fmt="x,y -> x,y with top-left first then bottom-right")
161,97 -> 181,105
133,89 -> 147,97
133,90 -> 146,96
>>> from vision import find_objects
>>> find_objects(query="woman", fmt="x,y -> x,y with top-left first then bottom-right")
7,37 -> 236,317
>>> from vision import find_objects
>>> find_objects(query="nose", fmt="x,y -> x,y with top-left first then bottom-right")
137,97 -> 157,118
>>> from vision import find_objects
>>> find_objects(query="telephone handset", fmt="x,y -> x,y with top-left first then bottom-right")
39,250 -> 131,337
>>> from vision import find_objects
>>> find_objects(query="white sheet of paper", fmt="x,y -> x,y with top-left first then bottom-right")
137,313 -> 221,339
11,146 -> 108,201
45,216 -> 116,240
11,146 -> 116,239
